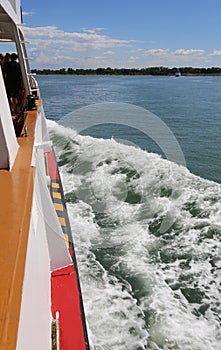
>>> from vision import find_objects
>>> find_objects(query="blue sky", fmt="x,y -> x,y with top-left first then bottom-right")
9,0 -> 221,68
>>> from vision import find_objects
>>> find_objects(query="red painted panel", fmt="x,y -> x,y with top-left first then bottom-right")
51,265 -> 87,350
45,150 -> 59,180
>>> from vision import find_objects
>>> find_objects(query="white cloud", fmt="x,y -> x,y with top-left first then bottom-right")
173,49 -> 204,56
17,24 -> 215,68
103,51 -> 114,55
82,28 -> 106,34
129,56 -> 139,61
144,49 -> 170,56
22,11 -> 35,16
21,25 -> 138,68
23,26 -> 134,52
144,48 -> 204,57
209,50 -> 221,56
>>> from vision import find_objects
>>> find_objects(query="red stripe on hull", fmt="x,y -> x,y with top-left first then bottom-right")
51,265 -> 88,350
45,150 -> 60,180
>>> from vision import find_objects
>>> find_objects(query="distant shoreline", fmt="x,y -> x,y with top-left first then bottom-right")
34,73 -> 221,77
31,67 -> 221,76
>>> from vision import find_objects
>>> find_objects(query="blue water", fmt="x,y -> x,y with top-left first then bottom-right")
37,75 -> 221,350
37,75 -> 221,183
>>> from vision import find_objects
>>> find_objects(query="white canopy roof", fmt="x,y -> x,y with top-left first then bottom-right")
0,0 -> 22,42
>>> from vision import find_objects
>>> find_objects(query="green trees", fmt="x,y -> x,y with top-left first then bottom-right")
31,67 -> 221,76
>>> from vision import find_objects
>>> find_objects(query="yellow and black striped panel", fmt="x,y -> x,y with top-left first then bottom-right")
50,179 -> 70,250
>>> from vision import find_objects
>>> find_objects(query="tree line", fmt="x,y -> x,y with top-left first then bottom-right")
31,66 -> 221,76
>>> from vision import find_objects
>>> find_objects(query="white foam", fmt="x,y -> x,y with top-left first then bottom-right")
67,201 -> 149,350
50,121 -> 221,349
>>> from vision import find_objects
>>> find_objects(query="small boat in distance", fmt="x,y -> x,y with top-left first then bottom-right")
0,1 -> 90,349
175,69 -> 182,77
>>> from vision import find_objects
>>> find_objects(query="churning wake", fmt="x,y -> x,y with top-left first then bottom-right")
48,120 -> 221,350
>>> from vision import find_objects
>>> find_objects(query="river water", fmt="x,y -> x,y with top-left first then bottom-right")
37,75 -> 221,350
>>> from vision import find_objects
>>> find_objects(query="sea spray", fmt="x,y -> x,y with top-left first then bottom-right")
48,120 -> 221,350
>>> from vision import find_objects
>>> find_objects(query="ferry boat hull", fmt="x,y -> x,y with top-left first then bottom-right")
0,1 -> 90,349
